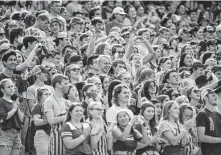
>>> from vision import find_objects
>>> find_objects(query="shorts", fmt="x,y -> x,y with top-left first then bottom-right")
0,128 -> 22,149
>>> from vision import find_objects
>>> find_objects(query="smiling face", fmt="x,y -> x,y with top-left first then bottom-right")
168,102 -> 180,119
4,55 -> 17,70
117,111 -> 130,127
70,105 -> 84,121
143,106 -> 155,121
183,54 -> 193,67
89,103 -> 104,119
50,21 -> 61,33
16,52 -> 23,64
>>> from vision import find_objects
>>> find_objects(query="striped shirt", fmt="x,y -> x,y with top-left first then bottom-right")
92,124 -> 108,155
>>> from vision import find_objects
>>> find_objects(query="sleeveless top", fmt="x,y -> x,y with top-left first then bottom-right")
113,127 -> 140,152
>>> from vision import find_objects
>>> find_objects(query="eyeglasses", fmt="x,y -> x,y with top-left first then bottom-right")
8,24 -> 17,28
193,90 -> 201,93
90,108 -> 104,112
71,68 -> 80,72
0,33 -> 5,36
172,93 -> 181,98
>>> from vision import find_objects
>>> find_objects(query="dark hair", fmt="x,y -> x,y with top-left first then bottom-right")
157,57 -> 171,72
107,80 -> 122,107
24,14 -> 36,28
111,44 -> 125,55
9,28 -> 23,44
179,52 -> 192,68
164,88 -> 177,100
87,54 -> 99,67
65,104 -> 83,122
162,69 -> 177,84
64,84 -> 77,99
141,80 -> 158,100
140,103 -> 156,129
202,52 -> 213,64
112,84 -> 128,106
82,83 -> 95,100
23,36 -> 38,49
2,50 -> 16,64
108,59 -> 126,76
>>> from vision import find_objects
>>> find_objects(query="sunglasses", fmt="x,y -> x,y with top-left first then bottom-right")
193,90 -> 201,93
71,68 -> 80,72
8,25 -> 17,28
172,93 -> 181,98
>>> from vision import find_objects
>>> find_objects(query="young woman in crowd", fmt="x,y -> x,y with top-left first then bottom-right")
141,79 -> 158,101
158,101 -> 194,155
134,103 -> 165,155
112,109 -> 148,155
32,88 -> 51,155
61,104 -> 93,155
64,84 -> 80,103
0,79 -> 24,155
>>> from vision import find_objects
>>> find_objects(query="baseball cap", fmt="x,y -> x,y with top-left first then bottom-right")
203,26 -> 215,33
207,39 -> 217,46
201,88 -> 218,99
30,65 -> 50,76
113,7 -> 127,15
162,43 -> 173,49
212,65 -> 221,73
192,61 -> 205,69
216,24 -> 221,32
178,28 -> 191,36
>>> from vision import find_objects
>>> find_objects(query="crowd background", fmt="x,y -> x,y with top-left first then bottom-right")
1,0 -> 221,155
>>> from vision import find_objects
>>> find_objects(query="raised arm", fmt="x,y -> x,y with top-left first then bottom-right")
15,43 -> 39,71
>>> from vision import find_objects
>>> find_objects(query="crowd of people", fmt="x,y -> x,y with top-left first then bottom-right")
1,0 -> 221,155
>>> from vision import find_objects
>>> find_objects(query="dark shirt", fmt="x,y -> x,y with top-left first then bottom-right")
196,108 -> 221,154
31,103 -> 51,135
0,98 -> 22,131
